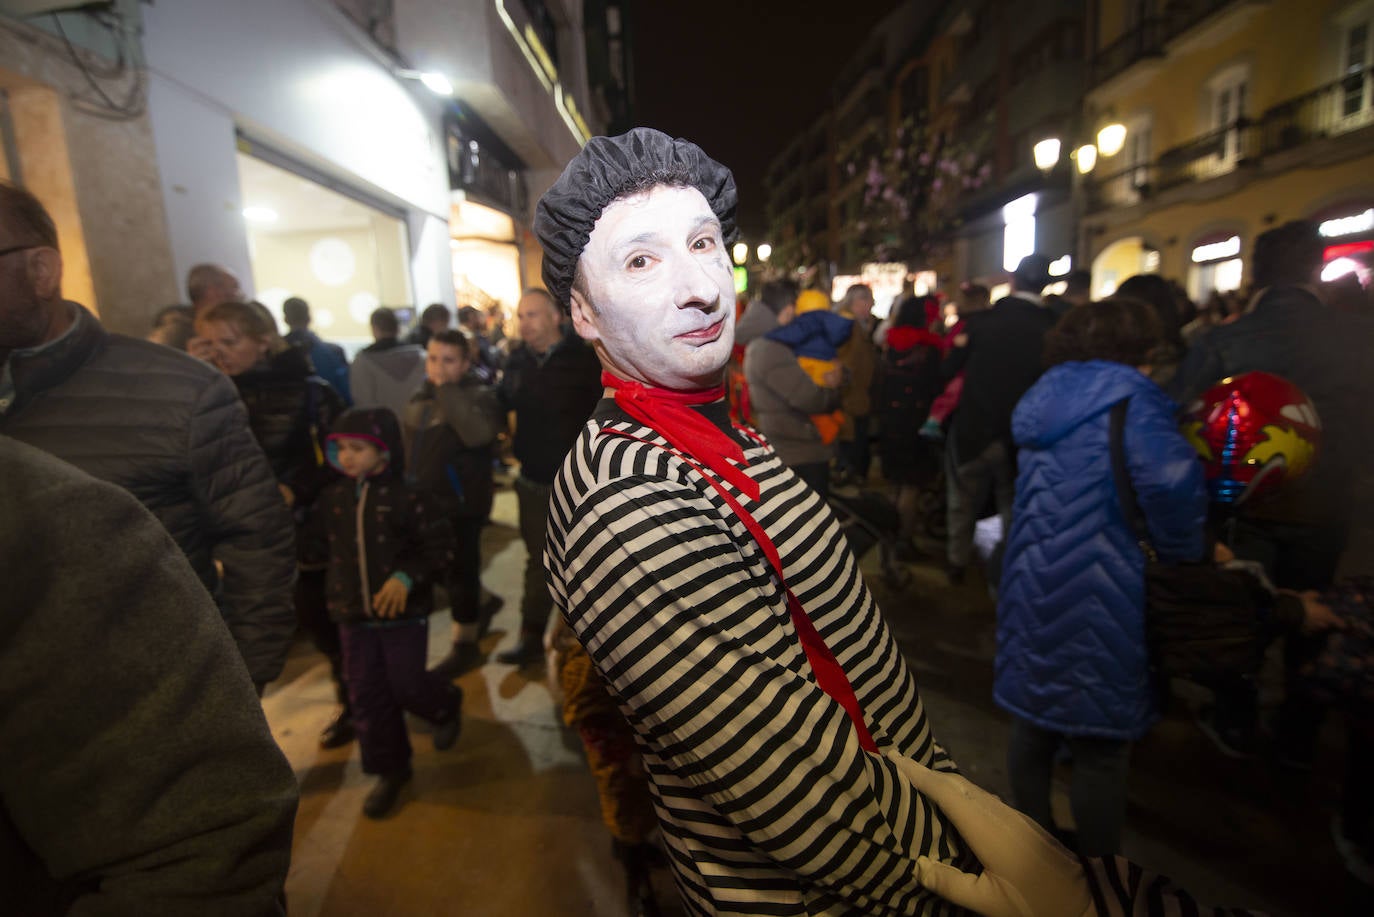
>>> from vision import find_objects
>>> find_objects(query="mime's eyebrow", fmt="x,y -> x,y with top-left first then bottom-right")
611,214 -> 722,260
611,231 -> 666,260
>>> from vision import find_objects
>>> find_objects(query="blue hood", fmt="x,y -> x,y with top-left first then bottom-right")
1013,360 -> 1168,450
764,310 -> 853,360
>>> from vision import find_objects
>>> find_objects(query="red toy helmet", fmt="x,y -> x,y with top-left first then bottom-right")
1180,371 -> 1322,506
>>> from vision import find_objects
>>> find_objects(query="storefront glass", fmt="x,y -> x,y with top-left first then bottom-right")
237,153 -> 412,354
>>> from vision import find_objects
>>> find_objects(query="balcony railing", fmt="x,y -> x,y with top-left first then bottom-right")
1089,17 -> 1166,88
1088,68 -> 1373,211
1089,1 -> 1250,89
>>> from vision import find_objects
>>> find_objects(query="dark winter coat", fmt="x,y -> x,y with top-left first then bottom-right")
402,375 -> 503,520
1,436 -> 297,916
877,325 -> 944,484
996,361 -> 1207,740
285,328 -> 351,405
942,294 -> 1057,464
316,408 -> 455,623
233,346 -> 344,513
497,331 -> 604,484
0,304 -> 297,684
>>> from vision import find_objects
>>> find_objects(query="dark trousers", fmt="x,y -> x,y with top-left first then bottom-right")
836,415 -> 871,481
515,475 -> 554,640
340,620 -> 454,775
447,516 -> 485,625
946,440 -> 1014,568
297,569 -> 348,709
1007,718 -> 1132,857
791,461 -> 830,501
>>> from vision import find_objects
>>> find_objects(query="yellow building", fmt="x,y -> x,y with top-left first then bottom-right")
1082,0 -> 1374,301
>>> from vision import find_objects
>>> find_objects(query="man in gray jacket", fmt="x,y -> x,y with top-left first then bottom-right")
351,306 -> 426,420
742,279 -> 843,498
0,182 -> 296,688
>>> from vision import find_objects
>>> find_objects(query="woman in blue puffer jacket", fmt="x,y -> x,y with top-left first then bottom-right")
995,296 -> 1207,856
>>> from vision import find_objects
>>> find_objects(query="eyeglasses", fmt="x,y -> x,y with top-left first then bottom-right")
0,244 -> 41,259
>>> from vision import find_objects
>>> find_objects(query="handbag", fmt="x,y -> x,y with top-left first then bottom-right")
1108,400 -> 1265,678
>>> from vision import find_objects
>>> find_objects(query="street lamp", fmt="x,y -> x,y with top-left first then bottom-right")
398,69 -> 454,96
1033,137 -> 1061,172
1097,123 -> 1127,157
732,242 -> 749,265
1074,143 -> 1098,174
756,243 -> 772,262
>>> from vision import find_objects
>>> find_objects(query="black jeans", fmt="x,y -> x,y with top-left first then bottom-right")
835,414 -> 871,481
297,568 -> 347,709
447,516 -> 485,625
1007,718 -> 1132,857
515,475 -> 554,640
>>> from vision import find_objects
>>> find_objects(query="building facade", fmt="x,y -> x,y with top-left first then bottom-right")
1082,0 -> 1374,301
1,0 -> 609,345
761,0 -> 1088,304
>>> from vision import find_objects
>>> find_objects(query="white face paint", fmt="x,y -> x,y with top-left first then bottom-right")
569,185 -> 736,390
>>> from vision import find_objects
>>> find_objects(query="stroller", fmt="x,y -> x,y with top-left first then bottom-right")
827,486 -> 912,590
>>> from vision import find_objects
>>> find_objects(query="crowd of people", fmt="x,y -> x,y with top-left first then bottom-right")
4,123 -> 1374,915
735,223 -> 1374,884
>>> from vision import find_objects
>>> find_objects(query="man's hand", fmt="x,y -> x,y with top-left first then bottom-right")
1212,542 -> 1236,563
187,336 -> 215,363
885,751 -> 1093,917
372,576 -> 409,618
1295,590 -> 1344,634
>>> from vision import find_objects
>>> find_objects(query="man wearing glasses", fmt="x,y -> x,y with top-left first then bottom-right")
0,181 -> 297,692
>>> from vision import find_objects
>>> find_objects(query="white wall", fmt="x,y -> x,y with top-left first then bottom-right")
141,0 -> 452,306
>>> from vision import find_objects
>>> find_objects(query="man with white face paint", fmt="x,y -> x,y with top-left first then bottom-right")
535,129 -> 1240,917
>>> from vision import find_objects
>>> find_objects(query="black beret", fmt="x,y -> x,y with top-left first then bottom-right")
533,127 -> 739,308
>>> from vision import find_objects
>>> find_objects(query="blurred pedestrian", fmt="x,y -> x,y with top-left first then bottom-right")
996,297 -> 1207,855
495,288 -> 603,665
406,302 -> 451,348
404,328 -> 505,676
352,306 -> 426,420
940,254 -> 1057,583
283,295 -> 352,405
743,279 -> 844,498
834,283 -> 879,486
195,299 -> 350,745
147,303 -> 195,349
186,262 -> 243,320
0,182 -> 296,691
878,295 -> 945,552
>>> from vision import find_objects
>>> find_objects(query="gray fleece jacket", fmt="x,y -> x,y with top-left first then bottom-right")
741,306 -> 842,468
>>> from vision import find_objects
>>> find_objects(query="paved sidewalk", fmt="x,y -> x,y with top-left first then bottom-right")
263,485 -> 1373,915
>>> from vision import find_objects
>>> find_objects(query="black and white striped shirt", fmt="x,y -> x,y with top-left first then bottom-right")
545,399 -> 972,916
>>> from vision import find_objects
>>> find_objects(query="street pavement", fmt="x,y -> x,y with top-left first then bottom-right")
263,482 -> 1373,916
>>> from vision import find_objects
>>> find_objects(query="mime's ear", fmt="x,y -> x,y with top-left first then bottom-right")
568,287 -> 600,342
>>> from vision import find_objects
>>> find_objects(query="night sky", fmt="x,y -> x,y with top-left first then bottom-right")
630,1 -> 899,240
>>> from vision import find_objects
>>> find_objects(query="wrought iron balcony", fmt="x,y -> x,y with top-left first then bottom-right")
1090,1 -> 1259,90
1087,68 -> 1373,212
1089,17 -> 1165,89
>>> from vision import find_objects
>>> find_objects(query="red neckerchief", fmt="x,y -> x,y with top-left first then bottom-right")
603,372 -> 759,501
